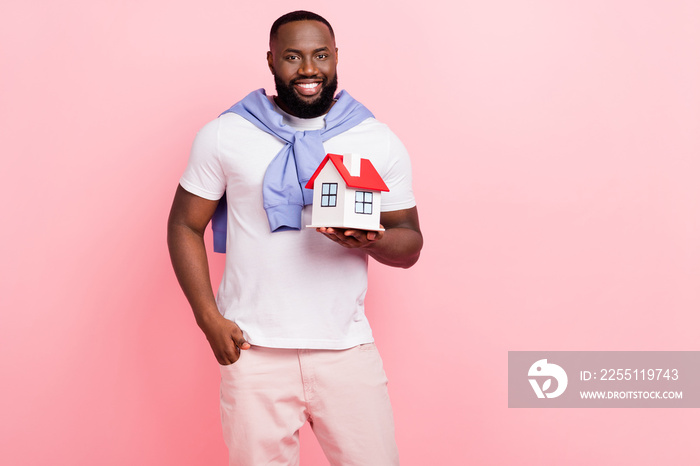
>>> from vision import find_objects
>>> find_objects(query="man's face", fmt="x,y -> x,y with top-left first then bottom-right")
267,20 -> 338,118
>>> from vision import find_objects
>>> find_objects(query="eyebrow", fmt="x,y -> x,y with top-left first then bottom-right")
283,47 -> 331,54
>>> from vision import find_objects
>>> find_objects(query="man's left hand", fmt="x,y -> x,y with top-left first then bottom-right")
316,226 -> 384,249
315,207 -> 422,268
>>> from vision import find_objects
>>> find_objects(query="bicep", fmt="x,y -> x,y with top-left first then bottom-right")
168,184 -> 221,236
380,206 -> 421,234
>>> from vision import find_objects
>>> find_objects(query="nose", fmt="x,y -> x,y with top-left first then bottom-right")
298,57 -> 318,76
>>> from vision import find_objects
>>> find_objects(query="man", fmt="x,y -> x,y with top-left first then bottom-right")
168,10 -> 422,466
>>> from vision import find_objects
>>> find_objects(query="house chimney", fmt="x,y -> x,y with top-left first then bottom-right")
343,153 -> 362,176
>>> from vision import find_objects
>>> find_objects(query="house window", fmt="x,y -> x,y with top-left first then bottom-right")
355,191 -> 373,215
321,183 -> 337,207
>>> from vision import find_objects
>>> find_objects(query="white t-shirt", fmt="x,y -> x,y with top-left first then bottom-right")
180,101 -> 415,349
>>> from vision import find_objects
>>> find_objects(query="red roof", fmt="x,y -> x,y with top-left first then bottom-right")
305,154 -> 389,192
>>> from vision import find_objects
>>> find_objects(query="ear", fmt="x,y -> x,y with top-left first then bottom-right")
267,51 -> 274,74
335,47 -> 339,65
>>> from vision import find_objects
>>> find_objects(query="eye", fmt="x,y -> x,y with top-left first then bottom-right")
316,54 -> 328,60
285,55 -> 300,61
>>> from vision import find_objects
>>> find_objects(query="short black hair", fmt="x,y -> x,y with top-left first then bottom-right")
269,10 -> 335,46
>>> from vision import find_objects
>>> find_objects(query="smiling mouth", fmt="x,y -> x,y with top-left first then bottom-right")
294,81 -> 322,96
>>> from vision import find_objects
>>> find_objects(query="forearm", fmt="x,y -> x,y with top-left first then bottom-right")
365,227 -> 423,268
167,222 -> 222,327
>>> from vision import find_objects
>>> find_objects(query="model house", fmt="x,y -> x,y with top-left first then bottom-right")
305,153 -> 389,231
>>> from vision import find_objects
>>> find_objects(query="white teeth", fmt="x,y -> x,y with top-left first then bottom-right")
298,83 -> 319,89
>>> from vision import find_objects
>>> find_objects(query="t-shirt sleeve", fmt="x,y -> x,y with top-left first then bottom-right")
380,130 -> 416,212
179,118 -> 227,201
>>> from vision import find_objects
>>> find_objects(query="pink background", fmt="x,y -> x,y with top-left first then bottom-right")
2,1 -> 699,464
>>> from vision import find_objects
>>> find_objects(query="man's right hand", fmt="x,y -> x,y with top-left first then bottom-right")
200,315 -> 251,365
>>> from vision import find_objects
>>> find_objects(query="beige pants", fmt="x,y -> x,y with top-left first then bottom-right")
219,343 -> 400,466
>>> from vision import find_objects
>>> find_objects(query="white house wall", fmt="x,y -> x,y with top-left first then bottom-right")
309,164 -> 346,228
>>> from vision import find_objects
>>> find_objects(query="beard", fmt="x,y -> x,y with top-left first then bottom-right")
274,74 -> 338,118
